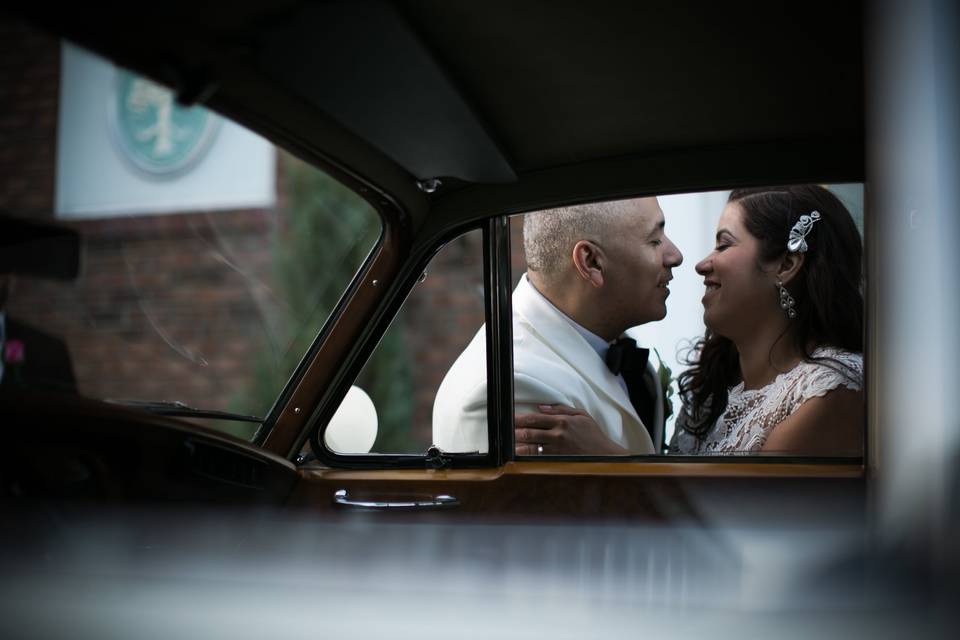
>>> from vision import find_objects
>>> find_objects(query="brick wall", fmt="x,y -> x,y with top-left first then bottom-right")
53,211 -> 276,411
1,19 -> 281,420
0,17 -> 59,216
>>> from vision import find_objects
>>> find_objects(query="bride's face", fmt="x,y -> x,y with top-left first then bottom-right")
695,202 -> 779,339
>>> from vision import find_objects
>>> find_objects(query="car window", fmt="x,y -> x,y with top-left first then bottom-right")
508,185 -> 865,459
0,38 -> 380,441
333,185 -> 865,463
324,227 -> 487,455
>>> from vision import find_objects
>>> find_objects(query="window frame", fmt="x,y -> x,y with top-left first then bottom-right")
256,161 -> 409,458
305,217 -> 512,469
284,192 -> 867,475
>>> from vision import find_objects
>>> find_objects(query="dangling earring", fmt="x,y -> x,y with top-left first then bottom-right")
777,280 -> 797,319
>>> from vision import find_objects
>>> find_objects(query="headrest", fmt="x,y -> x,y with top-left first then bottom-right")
0,212 -> 81,280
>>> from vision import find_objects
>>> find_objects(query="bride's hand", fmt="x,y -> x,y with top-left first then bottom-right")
514,404 -> 629,456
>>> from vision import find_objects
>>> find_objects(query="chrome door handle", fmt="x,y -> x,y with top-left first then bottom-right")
333,488 -> 459,510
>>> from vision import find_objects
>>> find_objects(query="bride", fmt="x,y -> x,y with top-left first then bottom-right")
670,184 -> 863,455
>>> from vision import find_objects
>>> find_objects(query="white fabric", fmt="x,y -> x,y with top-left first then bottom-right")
671,347 -> 862,454
432,274 -> 654,454
527,281 -> 630,398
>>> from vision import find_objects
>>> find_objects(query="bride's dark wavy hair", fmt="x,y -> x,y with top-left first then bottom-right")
677,185 -> 864,436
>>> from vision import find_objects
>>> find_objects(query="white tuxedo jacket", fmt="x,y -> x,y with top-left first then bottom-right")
432,275 -> 656,454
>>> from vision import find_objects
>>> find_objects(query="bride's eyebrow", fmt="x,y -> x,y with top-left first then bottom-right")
715,229 -> 737,242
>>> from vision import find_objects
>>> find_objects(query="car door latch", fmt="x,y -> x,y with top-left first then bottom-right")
425,445 -> 453,470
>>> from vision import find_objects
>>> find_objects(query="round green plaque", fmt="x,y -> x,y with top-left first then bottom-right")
110,70 -> 220,177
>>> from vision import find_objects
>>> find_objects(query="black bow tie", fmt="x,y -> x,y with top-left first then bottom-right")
605,337 -> 649,376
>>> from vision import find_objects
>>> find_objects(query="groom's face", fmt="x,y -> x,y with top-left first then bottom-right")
602,198 -> 683,326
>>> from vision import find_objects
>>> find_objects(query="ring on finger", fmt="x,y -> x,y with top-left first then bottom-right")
537,444 -> 544,455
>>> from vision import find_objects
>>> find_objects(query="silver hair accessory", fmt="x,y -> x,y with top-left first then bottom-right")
777,279 -> 797,319
787,210 -> 821,253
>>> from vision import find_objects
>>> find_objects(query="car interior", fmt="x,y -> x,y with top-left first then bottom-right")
0,0 -> 870,510
3,0 -> 960,634
1,0 -> 958,610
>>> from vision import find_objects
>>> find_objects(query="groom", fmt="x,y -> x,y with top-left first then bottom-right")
432,197 -> 683,455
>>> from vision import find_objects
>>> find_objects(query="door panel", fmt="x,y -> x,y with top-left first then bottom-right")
290,462 -> 866,527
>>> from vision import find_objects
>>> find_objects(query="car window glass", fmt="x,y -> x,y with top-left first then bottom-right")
0,38 -> 380,441
325,228 -> 486,455
507,185 -> 864,459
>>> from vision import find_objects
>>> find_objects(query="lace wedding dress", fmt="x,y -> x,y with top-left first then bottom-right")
670,347 -> 862,454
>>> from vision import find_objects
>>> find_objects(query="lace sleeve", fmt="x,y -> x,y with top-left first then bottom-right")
671,349 -> 862,455
784,350 -> 863,420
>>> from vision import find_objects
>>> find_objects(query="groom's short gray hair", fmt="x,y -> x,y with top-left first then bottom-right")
523,199 -> 635,278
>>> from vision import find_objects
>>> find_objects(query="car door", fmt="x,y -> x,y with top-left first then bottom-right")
2,2 -> 867,531
259,196 -> 866,529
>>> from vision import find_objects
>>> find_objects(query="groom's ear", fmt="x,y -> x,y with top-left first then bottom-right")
775,251 -> 805,285
572,240 -> 605,288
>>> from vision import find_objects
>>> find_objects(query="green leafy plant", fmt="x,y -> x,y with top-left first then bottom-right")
653,347 -> 675,422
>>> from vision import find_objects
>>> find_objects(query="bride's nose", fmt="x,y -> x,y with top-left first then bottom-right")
695,256 -> 712,275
